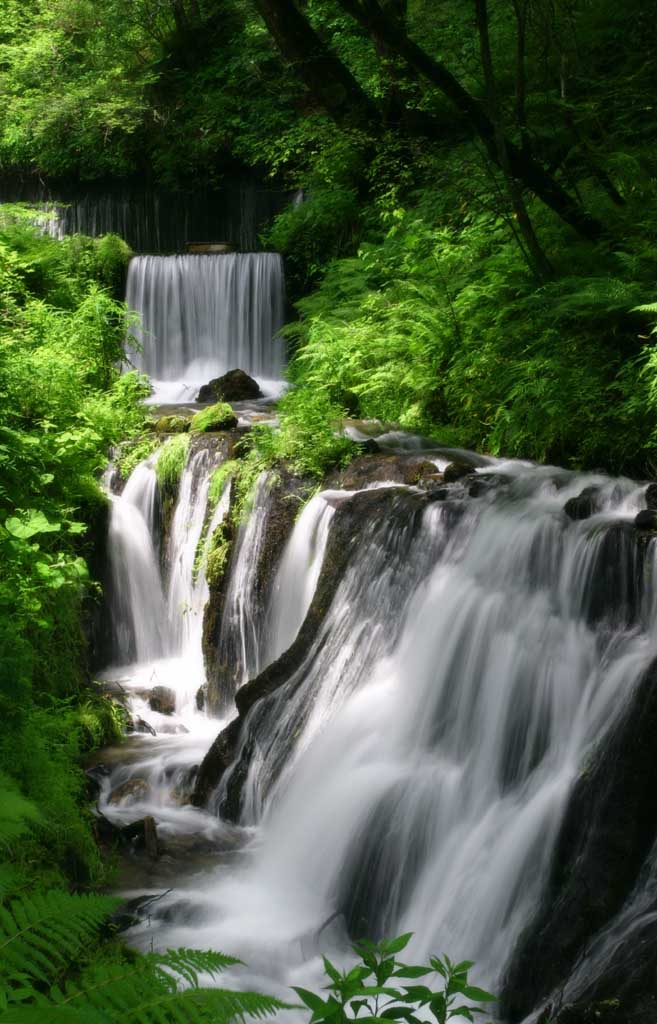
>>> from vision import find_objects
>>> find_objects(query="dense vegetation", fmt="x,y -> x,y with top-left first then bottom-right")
2,0 -> 657,472
0,216 -> 143,890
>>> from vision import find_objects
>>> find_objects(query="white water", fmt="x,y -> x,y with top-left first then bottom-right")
126,253 -> 286,402
265,492 -> 335,664
107,459 -> 657,1016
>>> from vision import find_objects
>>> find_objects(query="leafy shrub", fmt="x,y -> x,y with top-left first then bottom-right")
297,933 -> 494,1024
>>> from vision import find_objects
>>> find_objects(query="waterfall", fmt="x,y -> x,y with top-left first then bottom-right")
125,253 -> 285,402
106,459 -> 168,664
214,473 -> 276,698
265,492 -> 336,665
129,463 -> 657,1010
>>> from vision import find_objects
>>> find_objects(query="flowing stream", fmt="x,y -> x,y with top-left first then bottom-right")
96,227 -> 657,1021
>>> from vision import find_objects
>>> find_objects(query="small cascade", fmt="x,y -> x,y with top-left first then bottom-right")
214,473 -> 276,699
98,444 -> 231,837
106,460 -> 168,664
126,253 -> 286,402
265,492 -> 336,665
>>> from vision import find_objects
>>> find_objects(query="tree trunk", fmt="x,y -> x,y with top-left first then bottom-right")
252,0 -> 380,126
337,0 -> 605,241
475,0 -> 553,279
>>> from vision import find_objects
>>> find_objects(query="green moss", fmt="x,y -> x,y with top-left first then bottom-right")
115,436 -> 160,480
205,523 -> 232,588
190,402 -> 237,433
155,434 -> 190,496
154,414 -> 190,434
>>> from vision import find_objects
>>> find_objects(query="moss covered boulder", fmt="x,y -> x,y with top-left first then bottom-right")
154,414 -> 190,434
190,402 -> 238,432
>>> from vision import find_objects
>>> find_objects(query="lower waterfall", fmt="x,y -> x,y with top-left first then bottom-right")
98,437 -> 657,1019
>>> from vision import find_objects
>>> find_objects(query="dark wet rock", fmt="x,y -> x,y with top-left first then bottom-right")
195,487 -> 428,813
149,686 -> 176,715
154,414 -> 190,434
644,483 -> 657,510
109,892 -> 167,932
500,656 -> 657,1022
356,439 -> 381,455
120,815 -> 159,858
85,763 -> 111,802
549,1000 -> 622,1023
94,677 -> 130,705
443,460 -> 475,483
333,453 -> 438,490
196,369 -> 262,403
195,686 -> 205,711
127,717 -> 157,736
108,777 -> 152,805
579,523 -> 645,629
468,473 -> 511,498
203,466 -> 313,714
634,509 -> 657,530
564,486 -> 600,521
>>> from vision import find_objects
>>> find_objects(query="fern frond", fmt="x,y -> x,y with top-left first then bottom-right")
0,775 -> 40,847
146,949 -> 243,987
0,891 -> 118,988
47,954 -> 290,1024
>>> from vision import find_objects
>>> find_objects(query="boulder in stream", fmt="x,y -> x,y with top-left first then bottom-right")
154,414 -> 190,434
149,686 -> 176,715
108,777 -> 152,805
196,368 -> 263,403
443,459 -> 476,483
190,402 -> 238,432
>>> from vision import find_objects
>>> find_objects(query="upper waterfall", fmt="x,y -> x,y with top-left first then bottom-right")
126,253 -> 286,402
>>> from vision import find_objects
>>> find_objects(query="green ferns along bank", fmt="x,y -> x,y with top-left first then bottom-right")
0,216 -> 145,891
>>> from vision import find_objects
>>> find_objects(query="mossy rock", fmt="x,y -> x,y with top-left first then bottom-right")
154,414 -> 190,434
190,402 -> 238,432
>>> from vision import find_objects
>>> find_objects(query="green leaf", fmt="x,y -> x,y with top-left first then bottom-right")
393,967 -> 432,979
382,934 -> 413,956
5,512 -> 61,539
293,987 -> 329,1013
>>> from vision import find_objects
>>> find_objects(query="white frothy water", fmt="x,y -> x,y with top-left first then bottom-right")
265,492 -> 336,665
126,253 -> 286,401
118,463 -> 657,1014
107,459 -> 168,664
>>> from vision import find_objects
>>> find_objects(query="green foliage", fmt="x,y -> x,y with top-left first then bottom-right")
155,434 -> 190,497
295,933 -> 494,1024
0,888 -> 287,1024
204,522 -> 232,589
283,199 -> 657,472
208,461 -> 239,511
0,223 -> 147,891
190,402 -> 236,433
116,436 -> 160,481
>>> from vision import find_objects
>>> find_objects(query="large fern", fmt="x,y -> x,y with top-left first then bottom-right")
0,890 -> 119,990
0,892 -> 289,1024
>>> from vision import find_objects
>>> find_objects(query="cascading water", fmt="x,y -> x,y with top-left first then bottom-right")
126,253 -> 286,403
118,457 -> 657,1020
265,492 -> 336,665
106,459 -> 168,664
